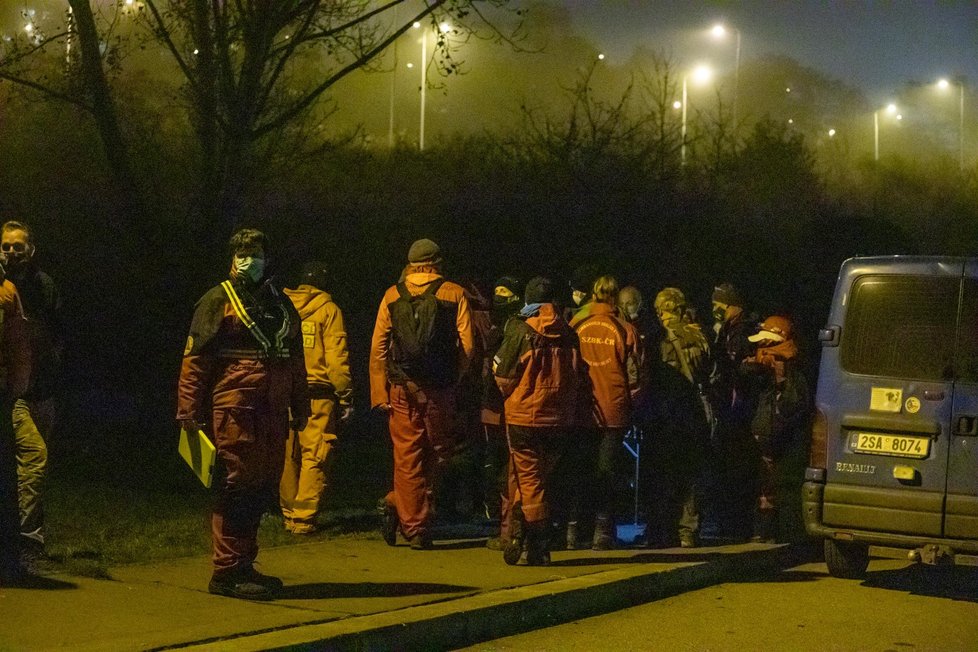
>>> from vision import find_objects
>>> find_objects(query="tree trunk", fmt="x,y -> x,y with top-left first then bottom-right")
67,0 -> 145,228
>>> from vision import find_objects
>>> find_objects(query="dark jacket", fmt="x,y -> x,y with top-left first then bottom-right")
10,265 -> 60,400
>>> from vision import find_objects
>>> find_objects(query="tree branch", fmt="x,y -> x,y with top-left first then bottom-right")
252,1 -> 447,138
0,72 -> 92,111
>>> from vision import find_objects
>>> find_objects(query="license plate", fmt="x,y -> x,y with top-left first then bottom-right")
852,432 -> 931,459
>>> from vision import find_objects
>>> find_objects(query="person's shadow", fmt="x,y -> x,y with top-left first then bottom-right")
2,574 -> 77,590
279,581 -> 476,600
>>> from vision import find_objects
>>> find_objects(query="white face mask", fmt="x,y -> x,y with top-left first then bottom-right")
622,300 -> 641,320
233,256 -> 265,283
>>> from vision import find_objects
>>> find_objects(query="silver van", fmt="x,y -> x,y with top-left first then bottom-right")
804,256 -> 978,578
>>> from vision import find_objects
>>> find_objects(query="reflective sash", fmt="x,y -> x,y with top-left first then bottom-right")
221,280 -> 273,353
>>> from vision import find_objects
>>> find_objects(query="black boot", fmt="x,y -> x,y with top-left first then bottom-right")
565,520 -> 580,550
525,521 -> 552,566
592,515 -> 615,551
751,509 -> 776,544
503,503 -> 526,565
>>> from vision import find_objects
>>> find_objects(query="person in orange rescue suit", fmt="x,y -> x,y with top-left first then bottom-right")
0,271 -> 33,585
741,314 -> 810,543
570,275 -> 643,550
370,238 -> 474,550
494,276 -> 587,566
177,228 -> 309,601
280,261 -> 352,535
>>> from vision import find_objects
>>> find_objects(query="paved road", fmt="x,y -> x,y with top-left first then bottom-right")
457,558 -> 978,652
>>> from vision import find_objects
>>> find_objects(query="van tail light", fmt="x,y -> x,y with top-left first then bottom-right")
809,407 -> 828,470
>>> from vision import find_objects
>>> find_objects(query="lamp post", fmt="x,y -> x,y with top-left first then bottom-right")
710,23 -> 741,127
680,65 -> 713,166
874,103 -> 901,162
418,22 -> 427,151
938,78 -> 965,172
413,20 -> 452,152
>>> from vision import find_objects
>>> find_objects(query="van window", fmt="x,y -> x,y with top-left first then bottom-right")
841,275 -> 958,381
956,279 -> 978,383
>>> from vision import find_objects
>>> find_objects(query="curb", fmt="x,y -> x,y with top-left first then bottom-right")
174,543 -> 817,651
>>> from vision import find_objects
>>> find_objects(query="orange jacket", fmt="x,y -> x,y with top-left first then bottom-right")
571,303 -> 643,428
369,270 -> 474,408
0,280 -> 30,398
493,304 -> 586,427
284,286 -> 352,405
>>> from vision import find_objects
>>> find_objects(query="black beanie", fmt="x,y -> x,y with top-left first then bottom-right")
570,264 -> 600,294
299,261 -> 330,290
525,276 -> 556,304
494,275 -> 522,297
712,282 -> 744,307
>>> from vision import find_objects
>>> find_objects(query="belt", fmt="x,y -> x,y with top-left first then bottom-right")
216,348 -> 291,360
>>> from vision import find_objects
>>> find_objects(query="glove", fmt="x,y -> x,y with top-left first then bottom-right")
178,418 -> 201,433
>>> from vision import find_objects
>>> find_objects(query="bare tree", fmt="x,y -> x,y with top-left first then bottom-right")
1,0 -> 522,246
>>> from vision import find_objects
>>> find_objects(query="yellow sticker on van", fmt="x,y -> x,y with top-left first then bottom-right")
870,387 -> 903,412
905,397 -> 921,414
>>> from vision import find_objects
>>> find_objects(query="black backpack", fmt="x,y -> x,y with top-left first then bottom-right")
387,278 -> 459,387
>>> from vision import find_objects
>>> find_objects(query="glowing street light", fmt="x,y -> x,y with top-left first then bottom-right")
681,64 -> 713,165
937,77 -> 965,172
413,20 -> 452,151
874,103 -> 902,162
710,23 -> 741,127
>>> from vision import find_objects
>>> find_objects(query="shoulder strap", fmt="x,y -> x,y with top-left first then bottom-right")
221,280 -> 272,352
424,278 -> 446,297
395,282 -> 411,301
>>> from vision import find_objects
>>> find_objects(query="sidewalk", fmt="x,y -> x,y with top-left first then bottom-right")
0,534 -> 811,651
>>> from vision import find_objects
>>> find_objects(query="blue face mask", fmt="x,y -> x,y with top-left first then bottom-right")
233,255 -> 265,283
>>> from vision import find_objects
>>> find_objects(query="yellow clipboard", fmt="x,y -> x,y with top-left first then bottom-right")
178,428 -> 217,488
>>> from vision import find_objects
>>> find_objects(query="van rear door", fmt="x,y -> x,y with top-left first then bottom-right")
945,265 -> 978,538
822,259 -> 961,537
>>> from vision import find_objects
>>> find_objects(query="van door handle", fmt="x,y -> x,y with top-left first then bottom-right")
924,390 -> 945,401
955,416 -> 978,436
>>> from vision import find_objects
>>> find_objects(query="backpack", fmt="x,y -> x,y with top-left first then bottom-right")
387,278 -> 459,387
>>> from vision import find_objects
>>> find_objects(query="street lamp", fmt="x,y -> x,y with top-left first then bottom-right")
710,23 -> 741,127
937,77 -> 965,172
681,64 -> 713,165
414,20 -> 451,152
874,103 -> 902,162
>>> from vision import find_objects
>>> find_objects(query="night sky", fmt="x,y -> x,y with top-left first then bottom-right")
562,1 -> 978,101
2,1 -> 976,105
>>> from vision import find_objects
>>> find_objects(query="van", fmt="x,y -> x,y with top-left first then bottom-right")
804,256 -> 978,578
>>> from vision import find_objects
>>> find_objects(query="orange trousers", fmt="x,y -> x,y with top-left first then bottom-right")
385,384 -> 455,539
507,425 -> 566,524
280,397 -> 338,529
211,406 -> 288,575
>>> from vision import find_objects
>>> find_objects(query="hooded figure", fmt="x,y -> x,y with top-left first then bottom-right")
280,261 -> 352,535
493,276 -> 587,566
